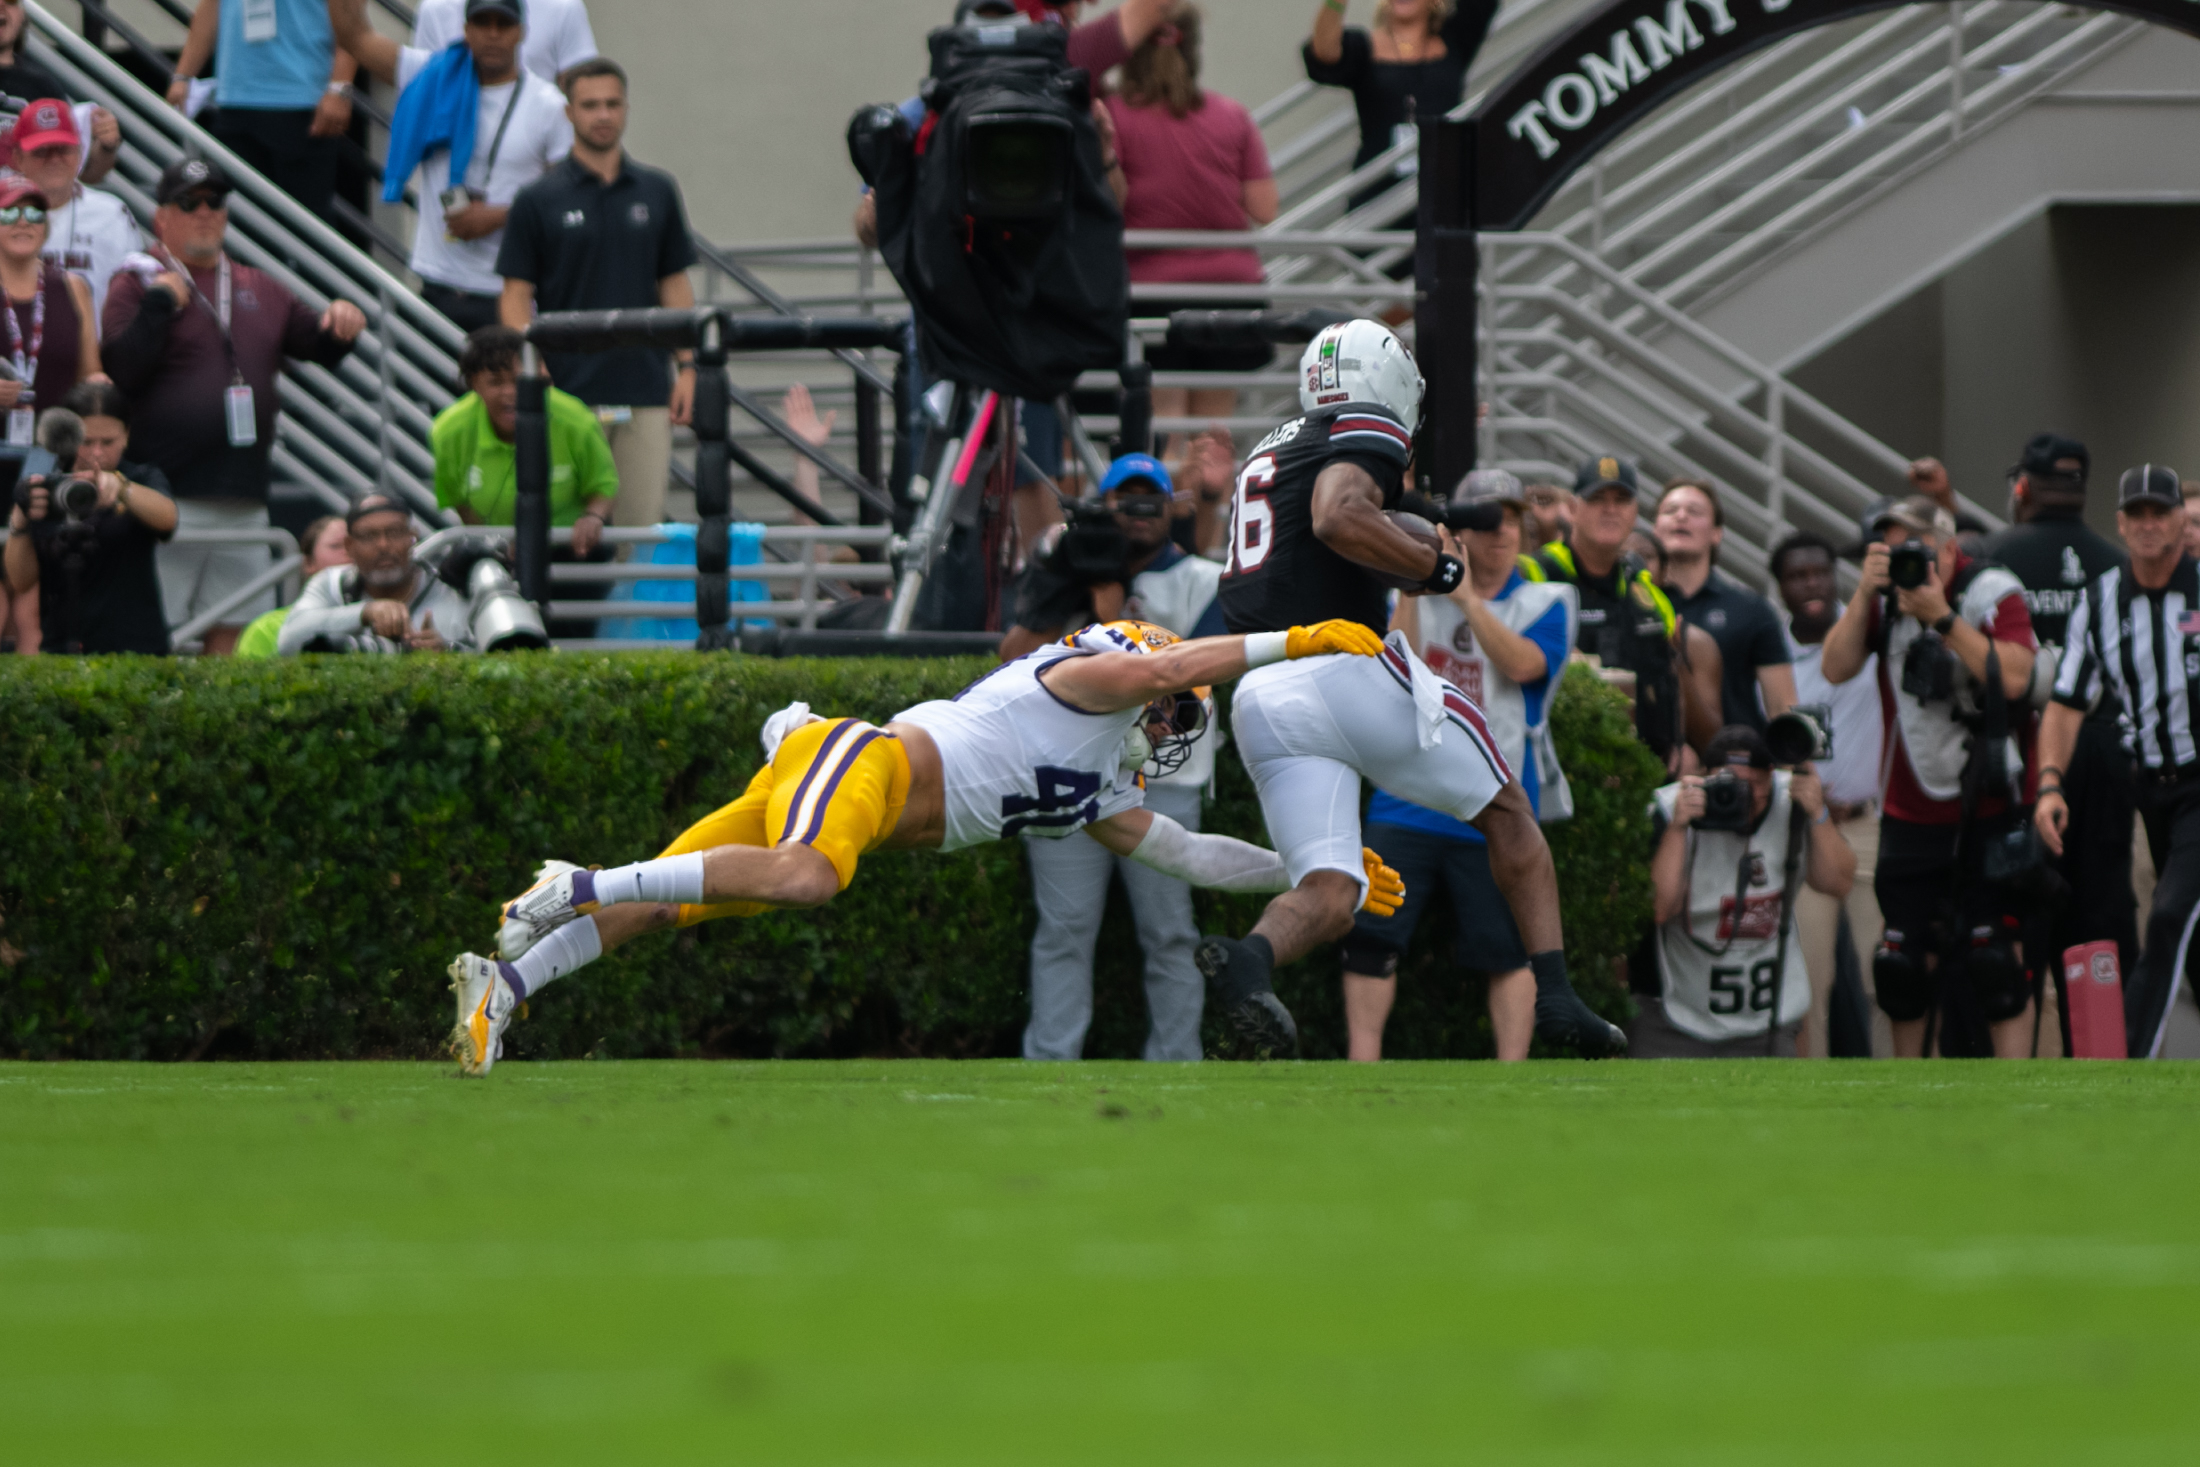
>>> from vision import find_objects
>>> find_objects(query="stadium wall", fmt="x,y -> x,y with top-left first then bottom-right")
0,656 -> 1656,1062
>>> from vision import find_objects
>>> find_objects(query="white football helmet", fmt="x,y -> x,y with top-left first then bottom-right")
1298,319 -> 1424,433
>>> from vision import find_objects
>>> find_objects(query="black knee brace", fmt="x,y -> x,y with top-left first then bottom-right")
1965,924 -> 2031,1022
1873,928 -> 1932,1021
1339,930 -> 1401,977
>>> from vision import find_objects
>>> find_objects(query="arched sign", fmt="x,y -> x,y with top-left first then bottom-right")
1466,0 -> 2200,229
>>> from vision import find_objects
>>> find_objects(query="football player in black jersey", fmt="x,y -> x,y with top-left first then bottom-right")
1199,319 -> 1627,1057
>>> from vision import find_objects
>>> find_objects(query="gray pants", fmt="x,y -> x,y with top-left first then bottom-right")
1022,782 -> 1205,1062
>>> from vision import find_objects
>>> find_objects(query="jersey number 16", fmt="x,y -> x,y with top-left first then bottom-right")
1223,454 -> 1276,576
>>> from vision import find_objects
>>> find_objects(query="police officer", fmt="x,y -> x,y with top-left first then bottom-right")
1981,433 -> 2136,1024
1523,455 -> 1699,767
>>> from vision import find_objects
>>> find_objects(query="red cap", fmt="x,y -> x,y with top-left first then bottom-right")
11,98 -> 78,157
0,170 -> 49,210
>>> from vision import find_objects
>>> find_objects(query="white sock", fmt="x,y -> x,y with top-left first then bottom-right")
509,916 -> 603,997
589,853 -> 706,907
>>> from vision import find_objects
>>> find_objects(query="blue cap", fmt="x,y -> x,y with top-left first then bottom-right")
1099,453 -> 1173,499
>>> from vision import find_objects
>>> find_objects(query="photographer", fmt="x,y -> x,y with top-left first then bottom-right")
1821,497 -> 2040,1058
278,493 -> 475,654
1005,453 -> 1225,1061
1640,725 -> 1855,1056
4,386 -> 178,655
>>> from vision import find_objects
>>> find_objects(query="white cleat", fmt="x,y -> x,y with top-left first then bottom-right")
498,859 -> 590,961
448,952 -> 518,1077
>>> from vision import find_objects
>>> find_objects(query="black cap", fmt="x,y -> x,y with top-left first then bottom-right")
345,492 -> 410,528
1704,724 -> 1773,770
154,155 -> 231,205
1573,453 -> 1640,498
464,0 -> 525,19
2118,463 -> 2183,511
2015,432 -> 2089,486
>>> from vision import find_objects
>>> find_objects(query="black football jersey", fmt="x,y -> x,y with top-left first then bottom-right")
1217,401 -> 1414,636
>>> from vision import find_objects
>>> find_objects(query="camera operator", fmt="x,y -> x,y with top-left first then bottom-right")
4,387 -> 177,655
1001,453 -> 1224,1061
2039,466 -> 2199,1058
1980,433 -> 2137,1006
1821,496 -> 2040,1058
278,493 -> 475,654
1640,725 -> 1856,1056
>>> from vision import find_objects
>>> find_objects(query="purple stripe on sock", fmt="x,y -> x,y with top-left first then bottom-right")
569,869 -> 597,907
499,961 -> 527,1000
796,729 -> 880,846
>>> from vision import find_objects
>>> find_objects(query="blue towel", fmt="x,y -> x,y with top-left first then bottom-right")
597,523 -> 770,642
382,43 -> 479,205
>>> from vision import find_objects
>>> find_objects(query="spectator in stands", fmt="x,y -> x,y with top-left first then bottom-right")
1106,6 -> 1277,474
1641,724 -> 1855,1058
1016,0 -> 1173,73
2181,479 -> 2200,558
1304,0 -> 1498,209
413,0 -> 595,83
234,511 -> 350,656
1521,480 -> 1572,549
1344,470 -> 1576,1061
328,0 -> 573,333
279,492 -> 472,653
103,157 -> 366,656
0,0 -> 121,184
10,100 -> 139,320
1772,529 -> 1887,1058
1821,496 -> 2039,1059
169,0 -> 359,221
5,380 -> 178,655
1012,452 -> 1223,1061
434,323 -> 615,635
1653,477 -> 1795,733
0,170 -> 104,423
497,58 -> 696,535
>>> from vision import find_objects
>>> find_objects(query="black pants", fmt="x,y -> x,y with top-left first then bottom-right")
206,108 -> 337,220
2055,716 -> 2139,971
2131,777 -> 2200,1056
422,282 -> 502,334
1874,813 -> 2025,1057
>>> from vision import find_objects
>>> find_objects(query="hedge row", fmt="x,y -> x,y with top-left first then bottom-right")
0,653 -> 1659,1061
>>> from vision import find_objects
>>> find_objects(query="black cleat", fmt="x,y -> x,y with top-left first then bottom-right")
1534,978 -> 1628,1058
1196,935 -> 1300,1059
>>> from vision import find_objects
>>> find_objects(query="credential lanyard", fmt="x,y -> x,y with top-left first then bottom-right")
473,81 -> 525,192
161,248 -> 256,447
2,270 -> 44,446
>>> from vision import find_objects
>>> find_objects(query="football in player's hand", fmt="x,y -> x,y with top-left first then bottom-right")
1373,510 -> 1443,591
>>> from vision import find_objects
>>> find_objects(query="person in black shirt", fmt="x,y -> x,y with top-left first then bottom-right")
0,0 -> 122,183
1207,318 -> 1625,1058
1983,432 -> 2135,1018
1653,476 -> 1795,733
497,57 -> 698,535
1303,0 -> 1497,211
2039,466 -> 2196,1056
3,382 -> 177,654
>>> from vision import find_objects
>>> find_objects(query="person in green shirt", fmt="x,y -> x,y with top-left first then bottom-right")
234,514 -> 353,658
433,324 -> 620,634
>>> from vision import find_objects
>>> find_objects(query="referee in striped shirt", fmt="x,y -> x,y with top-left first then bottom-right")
2038,464 -> 2194,1057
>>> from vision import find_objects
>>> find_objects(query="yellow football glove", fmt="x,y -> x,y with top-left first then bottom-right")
1285,619 -> 1386,660
1360,847 -> 1406,918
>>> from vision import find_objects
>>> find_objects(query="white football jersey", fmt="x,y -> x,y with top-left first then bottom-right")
894,646 -> 1146,851
1651,772 -> 1811,1042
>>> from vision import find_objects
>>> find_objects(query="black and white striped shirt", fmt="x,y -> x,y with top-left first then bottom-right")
2053,558 -> 2200,771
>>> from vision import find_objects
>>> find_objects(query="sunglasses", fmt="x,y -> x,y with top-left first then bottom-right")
171,194 -> 228,214
0,204 -> 45,225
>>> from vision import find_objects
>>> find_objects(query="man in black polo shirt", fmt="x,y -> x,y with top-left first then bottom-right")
497,56 -> 697,534
1653,476 -> 1795,733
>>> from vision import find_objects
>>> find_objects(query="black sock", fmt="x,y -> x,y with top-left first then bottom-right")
1528,949 -> 1569,993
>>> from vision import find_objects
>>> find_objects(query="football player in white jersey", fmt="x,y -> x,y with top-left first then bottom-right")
446,619 -> 1406,1073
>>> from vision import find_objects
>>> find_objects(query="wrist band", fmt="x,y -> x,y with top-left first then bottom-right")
1244,631 -> 1290,668
2038,784 -> 2064,798
1420,552 -> 1465,596
1932,610 -> 1958,635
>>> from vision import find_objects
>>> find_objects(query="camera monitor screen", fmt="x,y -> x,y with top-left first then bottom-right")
964,112 -> 1072,220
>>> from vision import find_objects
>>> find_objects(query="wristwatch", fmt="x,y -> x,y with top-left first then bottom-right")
1931,610 -> 1958,635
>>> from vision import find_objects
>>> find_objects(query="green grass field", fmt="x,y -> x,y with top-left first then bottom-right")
5,1059 -> 2198,1464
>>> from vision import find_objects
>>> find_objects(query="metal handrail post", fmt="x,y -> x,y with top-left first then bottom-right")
691,315 -> 734,649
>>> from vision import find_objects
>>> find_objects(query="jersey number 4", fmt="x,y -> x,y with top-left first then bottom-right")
1001,766 -> 1101,839
1224,454 -> 1276,575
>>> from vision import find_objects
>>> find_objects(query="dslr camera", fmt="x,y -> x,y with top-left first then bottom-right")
11,408 -> 101,541
1695,770 -> 1756,833
1887,538 -> 1934,591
